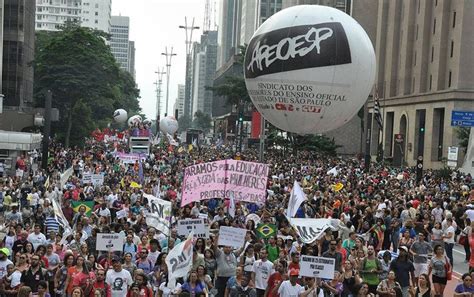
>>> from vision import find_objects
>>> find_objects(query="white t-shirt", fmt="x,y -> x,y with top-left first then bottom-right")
106,269 -> 133,297
8,270 -> 22,287
252,259 -> 274,290
443,226 -> 456,244
0,259 -> 13,279
466,209 -> 474,222
97,207 -> 111,217
278,280 -> 304,297
27,232 -> 47,250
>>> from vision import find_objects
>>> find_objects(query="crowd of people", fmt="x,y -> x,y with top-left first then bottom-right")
0,138 -> 472,297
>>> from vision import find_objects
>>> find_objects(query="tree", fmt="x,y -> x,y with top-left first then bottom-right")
455,127 -> 470,153
34,23 -> 140,147
193,110 -> 212,133
178,114 -> 192,132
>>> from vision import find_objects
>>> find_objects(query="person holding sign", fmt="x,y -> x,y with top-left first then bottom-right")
213,235 -> 238,297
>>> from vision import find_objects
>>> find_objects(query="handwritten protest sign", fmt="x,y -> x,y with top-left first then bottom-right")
96,233 -> 125,251
300,255 -> 335,279
217,226 -> 247,248
143,194 -> 172,235
181,160 -> 269,206
177,219 -> 209,238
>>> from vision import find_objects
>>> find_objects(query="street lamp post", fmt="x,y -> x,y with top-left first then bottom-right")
161,47 -> 176,117
179,17 -> 199,119
154,68 -> 166,134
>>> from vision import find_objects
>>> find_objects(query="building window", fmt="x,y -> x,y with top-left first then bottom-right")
429,75 -> 432,90
453,11 -> 456,28
414,51 -> 416,66
416,24 -> 418,40
431,47 -> 434,62
450,41 -> 454,57
448,71 -> 452,87
433,18 -> 436,34
417,0 -> 420,13
435,0 -> 438,6
95,11 -> 98,16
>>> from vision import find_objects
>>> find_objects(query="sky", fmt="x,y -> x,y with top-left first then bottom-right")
112,0 -> 212,119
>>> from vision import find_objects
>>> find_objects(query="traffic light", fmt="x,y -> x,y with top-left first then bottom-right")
239,115 -> 243,122
420,127 -> 425,132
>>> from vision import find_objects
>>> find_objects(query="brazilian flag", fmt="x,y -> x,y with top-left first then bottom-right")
256,223 -> 277,239
71,201 -> 95,217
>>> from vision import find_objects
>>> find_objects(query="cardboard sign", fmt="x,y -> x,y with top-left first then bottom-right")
96,233 -> 125,251
116,209 -> 128,220
177,219 -> 209,238
217,226 -> 247,248
300,255 -> 336,279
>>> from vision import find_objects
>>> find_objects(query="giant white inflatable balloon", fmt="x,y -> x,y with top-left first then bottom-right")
113,109 -> 128,123
160,116 -> 179,134
127,115 -> 142,127
244,5 -> 376,134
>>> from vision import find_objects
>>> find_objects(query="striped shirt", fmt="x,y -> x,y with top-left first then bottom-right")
44,216 -> 60,234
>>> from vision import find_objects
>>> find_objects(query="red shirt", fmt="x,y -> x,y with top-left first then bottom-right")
288,262 -> 300,271
267,272 -> 283,297
469,235 -> 474,268
90,281 -> 111,297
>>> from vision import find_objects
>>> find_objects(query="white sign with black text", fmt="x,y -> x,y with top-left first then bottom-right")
177,219 -> 209,238
96,233 -> 125,252
217,226 -> 247,248
300,255 -> 335,279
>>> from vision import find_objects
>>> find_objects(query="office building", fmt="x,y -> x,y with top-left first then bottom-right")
3,0 -> 35,108
175,84 -> 185,119
80,0 -> 111,33
35,0 -> 111,33
191,31 -> 217,118
110,16 -> 135,75
282,0 -> 351,13
369,0 -> 473,169
35,0 -> 82,31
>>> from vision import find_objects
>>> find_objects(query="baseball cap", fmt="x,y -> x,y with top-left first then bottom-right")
289,268 -> 299,276
0,248 -> 10,257
398,246 -> 408,253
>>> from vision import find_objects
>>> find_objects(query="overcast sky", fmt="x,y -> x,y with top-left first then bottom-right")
112,0 -> 210,119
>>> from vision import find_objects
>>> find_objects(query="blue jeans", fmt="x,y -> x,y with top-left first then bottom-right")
445,242 -> 454,266
392,231 -> 400,252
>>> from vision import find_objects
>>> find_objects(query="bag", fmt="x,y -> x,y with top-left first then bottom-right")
445,257 -> 452,280
459,235 -> 467,246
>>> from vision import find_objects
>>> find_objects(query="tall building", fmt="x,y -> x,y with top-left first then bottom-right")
110,16 -> 135,75
128,41 -> 136,79
175,84 -> 185,119
35,0 -> 111,33
80,0 -> 111,33
191,31 -> 218,118
370,0 -> 474,169
282,0 -> 351,13
35,0 -> 82,31
3,0 -> 35,108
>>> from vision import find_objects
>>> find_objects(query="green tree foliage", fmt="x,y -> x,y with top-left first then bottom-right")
192,110 -> 212,133
34,24 -> 140,147
177,114 -> 192,132
455,127 -> 470,153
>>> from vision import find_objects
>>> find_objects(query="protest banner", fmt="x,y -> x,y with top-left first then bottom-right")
177,219 -> 209,238
82,173 -> 104,186
116,152 -> 143,164
71,201 -> 95,217
299,255 -> 336,279
288,218 -> 336,244
116,209 -> 128,220
166,232 -> 194,289
217,226 -> 247,248
96,233 -> 125,251
181,159 -> 269,206
143,193 -> 172,235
